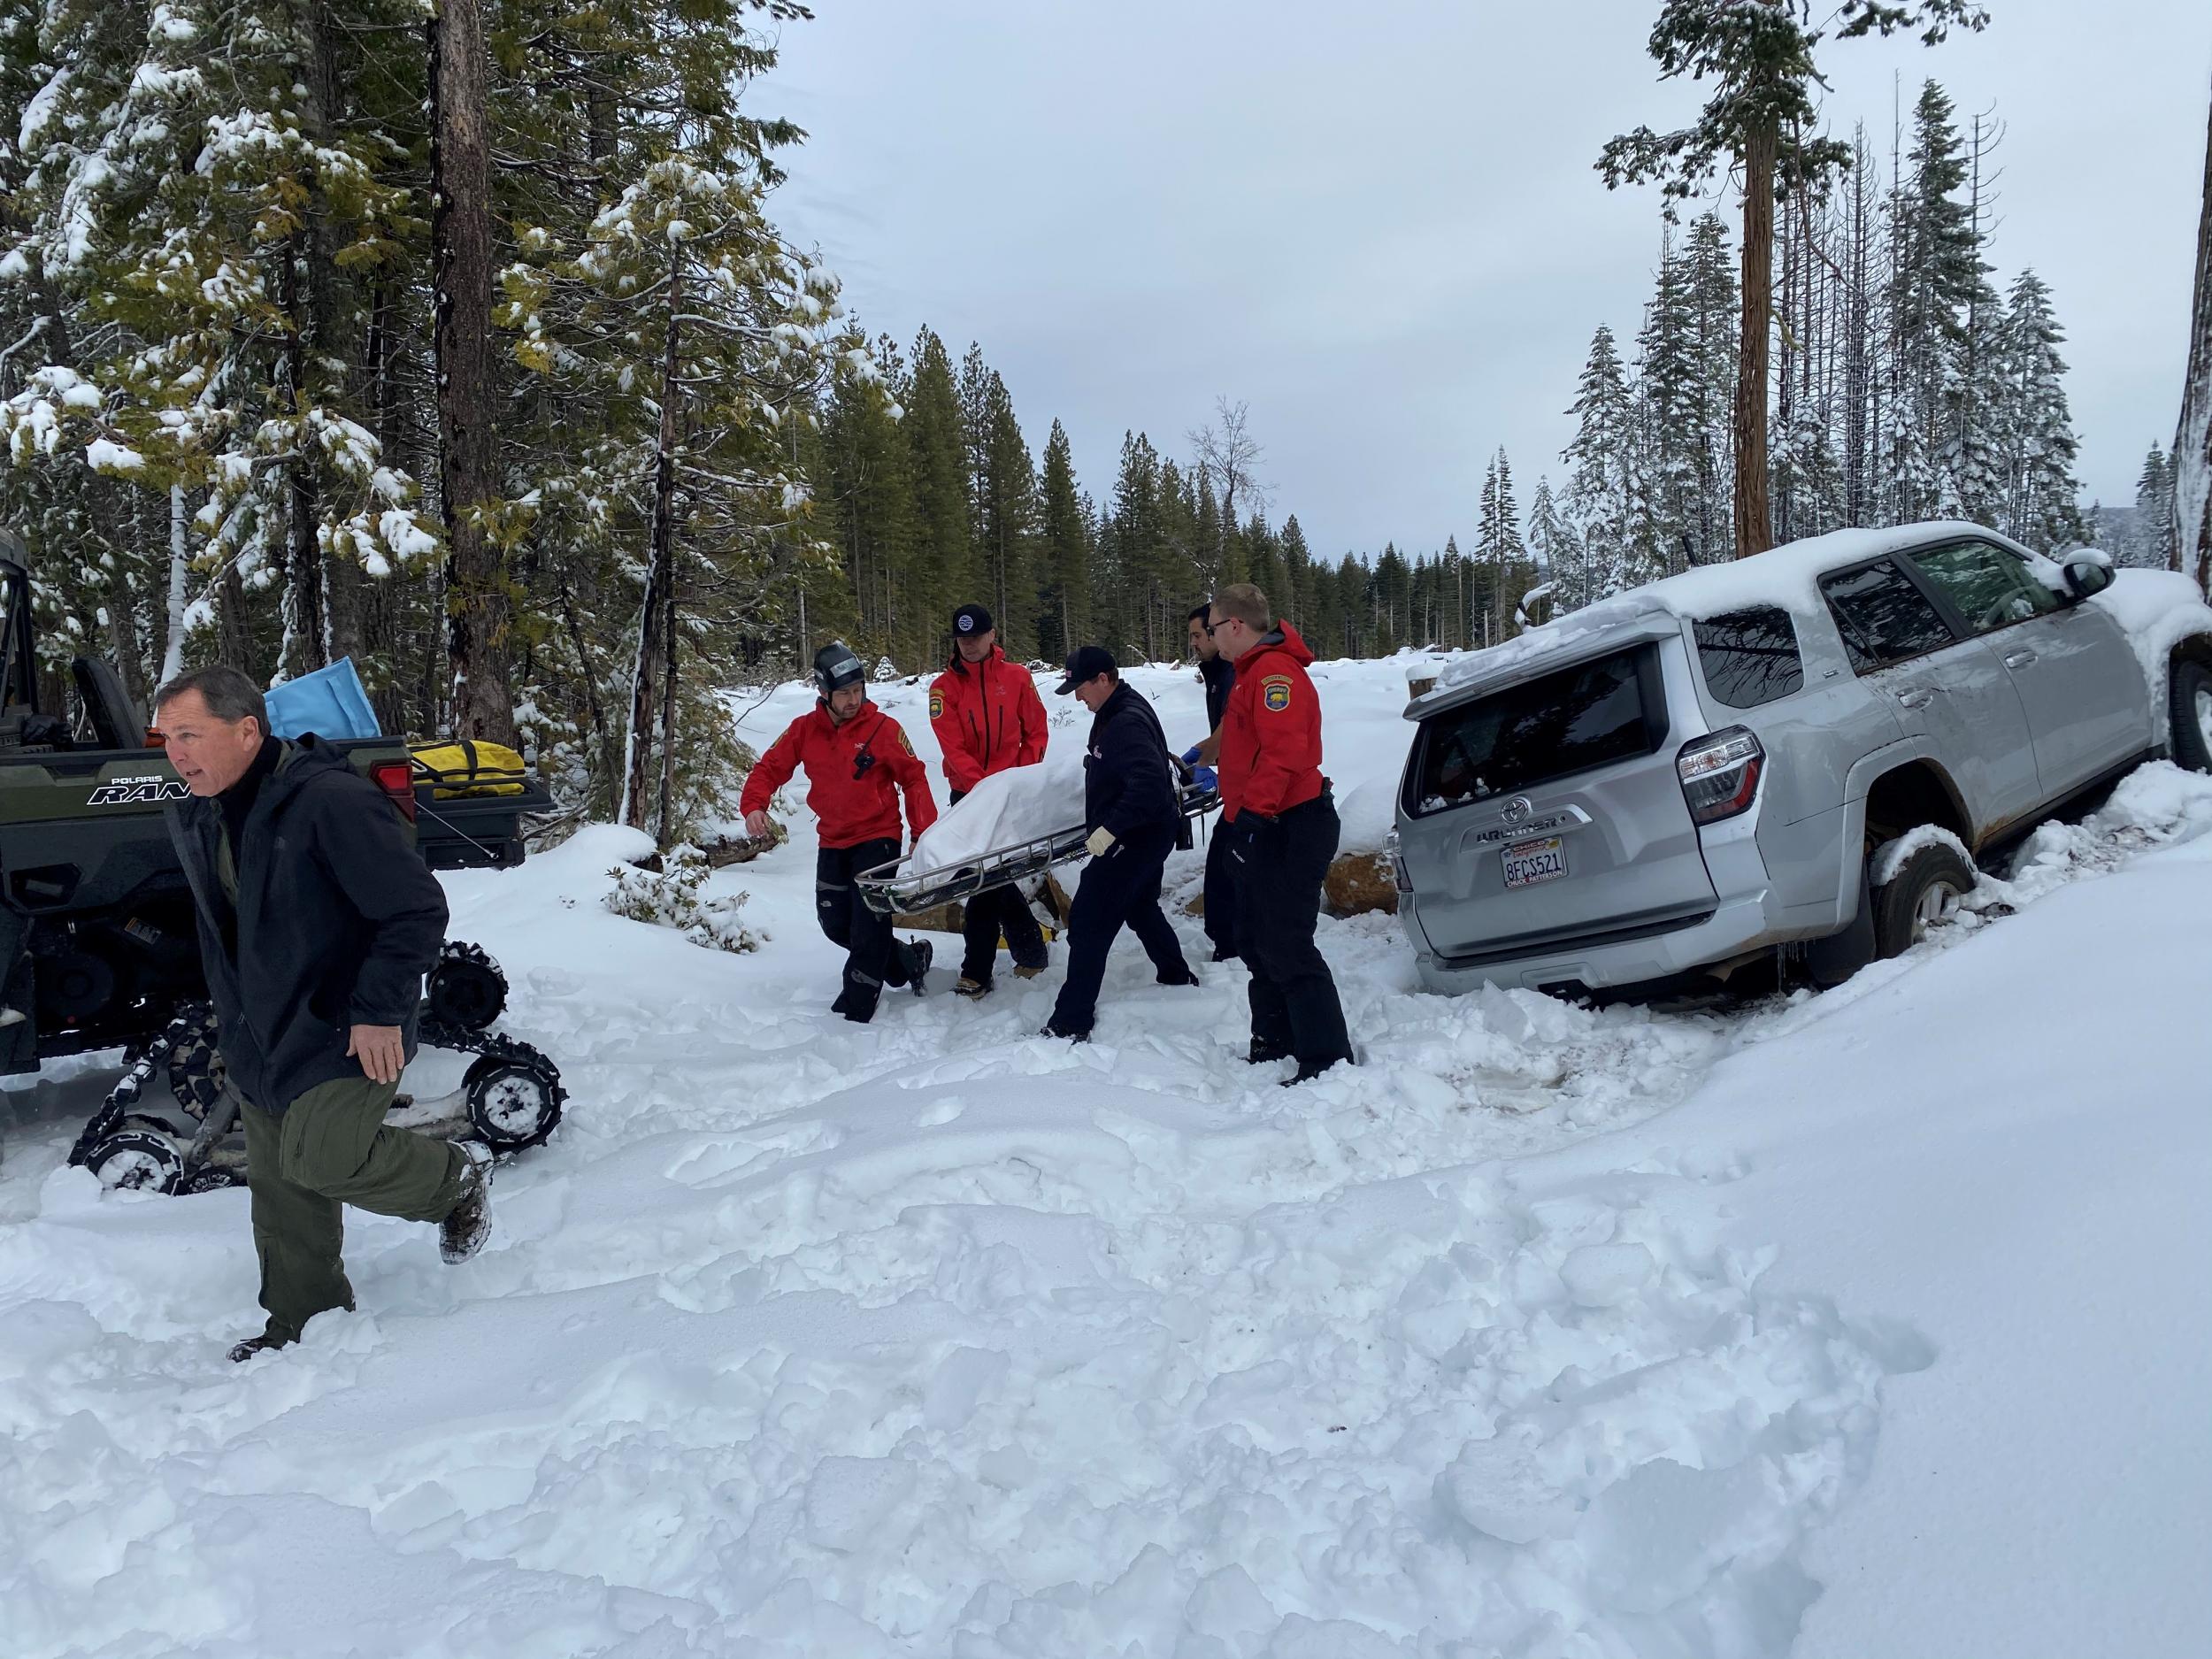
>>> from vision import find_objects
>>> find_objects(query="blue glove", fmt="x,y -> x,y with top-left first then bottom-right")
1181,746 -> 1202,766
1193,765 -> 1217,793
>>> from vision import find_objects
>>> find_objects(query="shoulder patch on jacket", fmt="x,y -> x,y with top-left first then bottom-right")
928,688 -> 944,720
897,729 -> 916,757
1262,675 -> 1294,711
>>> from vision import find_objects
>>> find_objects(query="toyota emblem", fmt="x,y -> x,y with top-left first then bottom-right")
1499,795 -> 1532,826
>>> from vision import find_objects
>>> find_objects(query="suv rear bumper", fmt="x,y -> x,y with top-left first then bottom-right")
1408,888 -> 1778,995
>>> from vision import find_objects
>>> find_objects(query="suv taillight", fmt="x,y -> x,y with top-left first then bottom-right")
1677,726 -> 1763,826
371,759 -> 418,822
1386,827 -> 1412,892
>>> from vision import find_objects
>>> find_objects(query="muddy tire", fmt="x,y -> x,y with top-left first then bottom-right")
1870,841 -> 1976,959
2170,655 -> 2212,773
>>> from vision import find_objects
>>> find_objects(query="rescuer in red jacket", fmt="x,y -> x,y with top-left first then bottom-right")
928,603 -> 1052,996
741,642 -> 939,1022
1207,584 -> 1353,1083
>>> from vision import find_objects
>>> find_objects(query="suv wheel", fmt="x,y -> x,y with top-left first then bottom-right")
2170,656 -> 2212,772
1870,840 -> 1976,958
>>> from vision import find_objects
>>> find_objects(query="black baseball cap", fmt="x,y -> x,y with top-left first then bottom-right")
951,604 -> 994,637
1055,644 -> 1118,695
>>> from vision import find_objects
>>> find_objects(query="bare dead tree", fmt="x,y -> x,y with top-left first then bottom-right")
1188,396 -> 1271,529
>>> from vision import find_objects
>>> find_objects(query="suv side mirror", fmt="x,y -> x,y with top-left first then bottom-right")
2062,559 -> 2115,601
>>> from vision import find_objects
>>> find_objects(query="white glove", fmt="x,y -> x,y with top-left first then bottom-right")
1085,826 -> 1116,858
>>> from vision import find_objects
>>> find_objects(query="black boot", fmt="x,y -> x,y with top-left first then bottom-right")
1156,964 -> 1200,987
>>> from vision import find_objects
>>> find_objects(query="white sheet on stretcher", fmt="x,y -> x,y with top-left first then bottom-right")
907,746 -> 1087,876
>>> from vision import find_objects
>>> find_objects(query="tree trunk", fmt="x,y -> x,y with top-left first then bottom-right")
2176,87 -> 2212,592
160,484 -> 189,685
218,562 -> 253,672
278,237 -> 327,680
430,0 -> 515,741
1735,112 -> 1777,559
655,570 -> 680,845
623,244 -> 684,833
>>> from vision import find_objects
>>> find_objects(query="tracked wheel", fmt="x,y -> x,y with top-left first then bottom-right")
427,941 -> 508,1034
463,1036 -> 565,1152
165,1005 -> 227,1120
86,1129 -> 183,1194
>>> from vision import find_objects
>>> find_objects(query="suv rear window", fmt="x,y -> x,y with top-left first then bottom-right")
1821,560 -> 1957,672
1409,645 -> 1665,816
1694,607 -> 1803,709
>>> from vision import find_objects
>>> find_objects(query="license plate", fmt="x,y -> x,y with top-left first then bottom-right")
1502,835 -> 1568,890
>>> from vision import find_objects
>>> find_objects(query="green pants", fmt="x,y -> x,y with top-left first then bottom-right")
240,1074 -> 465,1345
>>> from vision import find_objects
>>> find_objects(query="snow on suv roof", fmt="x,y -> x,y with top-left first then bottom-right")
1423,518 -> 2049,705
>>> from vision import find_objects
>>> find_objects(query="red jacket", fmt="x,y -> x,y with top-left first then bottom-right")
928,646 -> 1048,795
739,703 -> 938,849
1217,622 -> 1325,822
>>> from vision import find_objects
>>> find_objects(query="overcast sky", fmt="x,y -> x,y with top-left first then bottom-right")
760,1 -> 2212,561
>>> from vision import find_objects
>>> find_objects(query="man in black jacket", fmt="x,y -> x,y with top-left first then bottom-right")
157,666 -> 488,1363
1041,646 -> 1198,1041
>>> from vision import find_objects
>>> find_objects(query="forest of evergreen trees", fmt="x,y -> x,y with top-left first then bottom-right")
0,2 -> 2156,840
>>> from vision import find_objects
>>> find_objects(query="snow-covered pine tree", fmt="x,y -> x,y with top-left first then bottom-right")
503,157 -> 864,841
1560,325 -> 1640,608
1996,268 -> 2085,554
1638,230 -> 1700,572
1886,81 -> 1979,527
2,0 -> 436,692
2128,444 -> 2175,569
1684,211 -> 1737,559
1939,105 -> 2009,529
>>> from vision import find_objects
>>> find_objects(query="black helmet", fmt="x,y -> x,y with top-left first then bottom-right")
812,641 -> 865,700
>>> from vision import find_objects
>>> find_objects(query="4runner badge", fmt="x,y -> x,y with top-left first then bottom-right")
87,775 -> 188,807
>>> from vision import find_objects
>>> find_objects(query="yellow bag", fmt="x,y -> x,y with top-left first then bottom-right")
410,739 -> 529,799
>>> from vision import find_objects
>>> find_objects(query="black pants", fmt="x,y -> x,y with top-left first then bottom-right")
947,787 -> 1048,983
960,880 -> 1048,982
1202,818 -> 1239,961
1048,831 -> 1189,1035
1232,794 -> 1352,1069
816,838 -> 920,1021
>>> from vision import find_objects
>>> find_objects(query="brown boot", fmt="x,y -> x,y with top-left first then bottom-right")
439,1142 -> 495,1264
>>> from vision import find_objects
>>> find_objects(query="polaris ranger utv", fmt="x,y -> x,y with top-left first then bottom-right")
0,543 -> 565,1192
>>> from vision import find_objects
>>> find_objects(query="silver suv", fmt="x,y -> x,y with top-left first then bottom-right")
1393,521 -> 2212,996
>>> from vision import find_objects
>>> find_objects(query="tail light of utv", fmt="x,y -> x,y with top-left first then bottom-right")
1677,726 -> 1763,826
371,759 -> 419,823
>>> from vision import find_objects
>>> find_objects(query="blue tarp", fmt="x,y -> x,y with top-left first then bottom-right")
263,657 -> 381,741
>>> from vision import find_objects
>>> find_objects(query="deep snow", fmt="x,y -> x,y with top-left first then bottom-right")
2,655 -> 2206,1657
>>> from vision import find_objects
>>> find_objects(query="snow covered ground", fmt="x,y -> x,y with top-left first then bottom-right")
2,655 -> 2207,1657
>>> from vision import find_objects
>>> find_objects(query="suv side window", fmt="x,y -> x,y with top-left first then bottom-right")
1693,607 -> 1804,710
1821,560 -> 1958,674
1903,540 -> 2063,635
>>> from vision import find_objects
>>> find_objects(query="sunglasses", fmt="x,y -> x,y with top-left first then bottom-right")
1202,617 -> 1234,637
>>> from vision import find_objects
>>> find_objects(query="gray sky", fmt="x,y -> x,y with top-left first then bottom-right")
761,1 -> 2212,560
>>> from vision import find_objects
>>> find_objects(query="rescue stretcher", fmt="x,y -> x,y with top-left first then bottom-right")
855,783 -> 1221,917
